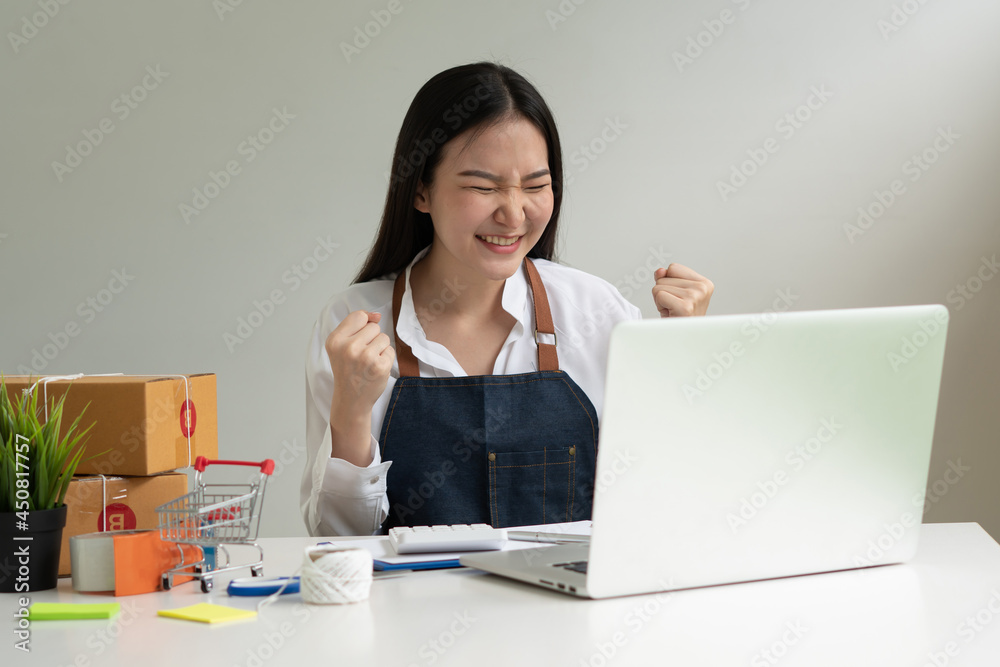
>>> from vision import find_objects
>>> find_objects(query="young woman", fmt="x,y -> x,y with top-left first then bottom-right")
301,63 -> 713,536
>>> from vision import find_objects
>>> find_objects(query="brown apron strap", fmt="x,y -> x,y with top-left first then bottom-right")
390,258 -> 560,377
523,258 -> 559,372
392,270 -> 420,377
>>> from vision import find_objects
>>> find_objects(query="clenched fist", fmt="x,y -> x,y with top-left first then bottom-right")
325,310 -> 395,465
652,264 -> 714,317
326,310 -> 395,407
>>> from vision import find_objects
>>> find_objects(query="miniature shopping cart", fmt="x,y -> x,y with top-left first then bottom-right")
156,456 -> 275,593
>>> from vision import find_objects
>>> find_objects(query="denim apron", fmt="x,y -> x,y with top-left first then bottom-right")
379,259 -> 598,531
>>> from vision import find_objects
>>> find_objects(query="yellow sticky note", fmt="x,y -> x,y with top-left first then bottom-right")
157,603 -> 256,624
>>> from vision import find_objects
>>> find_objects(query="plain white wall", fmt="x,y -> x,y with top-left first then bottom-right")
1,0 -> 998,539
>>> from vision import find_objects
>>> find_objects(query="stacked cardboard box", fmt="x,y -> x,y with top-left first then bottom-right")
2,374 -> 218,575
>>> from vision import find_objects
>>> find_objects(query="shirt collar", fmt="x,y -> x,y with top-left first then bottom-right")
394,246 -> 531,375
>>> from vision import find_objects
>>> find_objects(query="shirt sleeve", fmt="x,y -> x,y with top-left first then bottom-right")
301,298 -> 392,537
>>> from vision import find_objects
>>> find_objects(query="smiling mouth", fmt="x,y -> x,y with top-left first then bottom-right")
476,235 -> 520,246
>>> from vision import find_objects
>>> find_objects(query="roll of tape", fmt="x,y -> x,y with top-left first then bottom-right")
300,545 -> 373,605
70,530 -> 148,592
71,529 -> 200,595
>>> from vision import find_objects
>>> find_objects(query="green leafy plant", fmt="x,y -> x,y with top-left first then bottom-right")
0,377 -> 94,513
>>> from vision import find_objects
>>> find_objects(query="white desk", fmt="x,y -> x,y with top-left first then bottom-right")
3,523 -> 1000,666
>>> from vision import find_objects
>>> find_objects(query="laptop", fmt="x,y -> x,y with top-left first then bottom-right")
461,305 -> 949,598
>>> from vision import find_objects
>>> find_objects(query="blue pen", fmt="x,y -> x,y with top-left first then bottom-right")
227,576 -> 300,597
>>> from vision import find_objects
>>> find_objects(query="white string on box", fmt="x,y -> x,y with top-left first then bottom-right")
25,373 -> 193,469
25,375 -> 123,532
159,374 -> 193,468
26,373 -> 124,420
99,475 -> 107,531
26,374 -> 83,420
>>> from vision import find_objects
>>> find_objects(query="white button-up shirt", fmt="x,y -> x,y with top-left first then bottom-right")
301,247 -> 643,536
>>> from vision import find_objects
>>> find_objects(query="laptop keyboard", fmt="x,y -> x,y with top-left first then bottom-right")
552,560 -> 588,574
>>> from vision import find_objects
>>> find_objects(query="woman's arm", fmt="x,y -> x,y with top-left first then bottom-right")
302,298 -> 395,537
324,310 -> 395,466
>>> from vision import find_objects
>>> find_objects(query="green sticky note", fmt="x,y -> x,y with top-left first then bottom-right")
29,603 -> 121,620
157,603 -> 257,624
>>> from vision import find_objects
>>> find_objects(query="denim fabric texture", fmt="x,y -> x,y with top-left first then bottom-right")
379,370 -> 598,531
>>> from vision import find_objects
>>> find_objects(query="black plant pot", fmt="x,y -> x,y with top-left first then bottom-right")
0,505 -> 68,592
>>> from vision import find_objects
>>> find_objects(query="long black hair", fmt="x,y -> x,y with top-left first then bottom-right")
354,62 -> 563,283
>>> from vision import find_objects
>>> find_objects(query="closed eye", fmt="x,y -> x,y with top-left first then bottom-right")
469,184 -> 549,193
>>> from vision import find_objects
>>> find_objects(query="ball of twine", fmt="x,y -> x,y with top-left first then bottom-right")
299,545 -> 373,605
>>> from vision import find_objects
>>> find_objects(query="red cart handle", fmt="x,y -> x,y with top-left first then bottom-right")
194,456 -> 275,475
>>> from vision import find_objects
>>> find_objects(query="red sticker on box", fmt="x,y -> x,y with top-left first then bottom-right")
99,503 -> 136,531
180,399 -> 197,437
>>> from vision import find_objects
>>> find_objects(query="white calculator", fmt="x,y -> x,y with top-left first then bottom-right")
388,524 -> 508,554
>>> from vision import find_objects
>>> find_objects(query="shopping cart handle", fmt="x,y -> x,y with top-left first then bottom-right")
194,456 -> 276,475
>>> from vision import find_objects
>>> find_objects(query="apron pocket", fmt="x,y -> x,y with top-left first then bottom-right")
488,446 -> 577,527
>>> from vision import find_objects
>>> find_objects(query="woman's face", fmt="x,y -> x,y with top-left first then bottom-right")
414,117 -> 554,282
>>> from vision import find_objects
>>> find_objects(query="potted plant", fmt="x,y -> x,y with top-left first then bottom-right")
0,377 -> 93,592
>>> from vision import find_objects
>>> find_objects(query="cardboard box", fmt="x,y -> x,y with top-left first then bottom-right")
59,473 -> 189,575
2,374 -> 217,475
